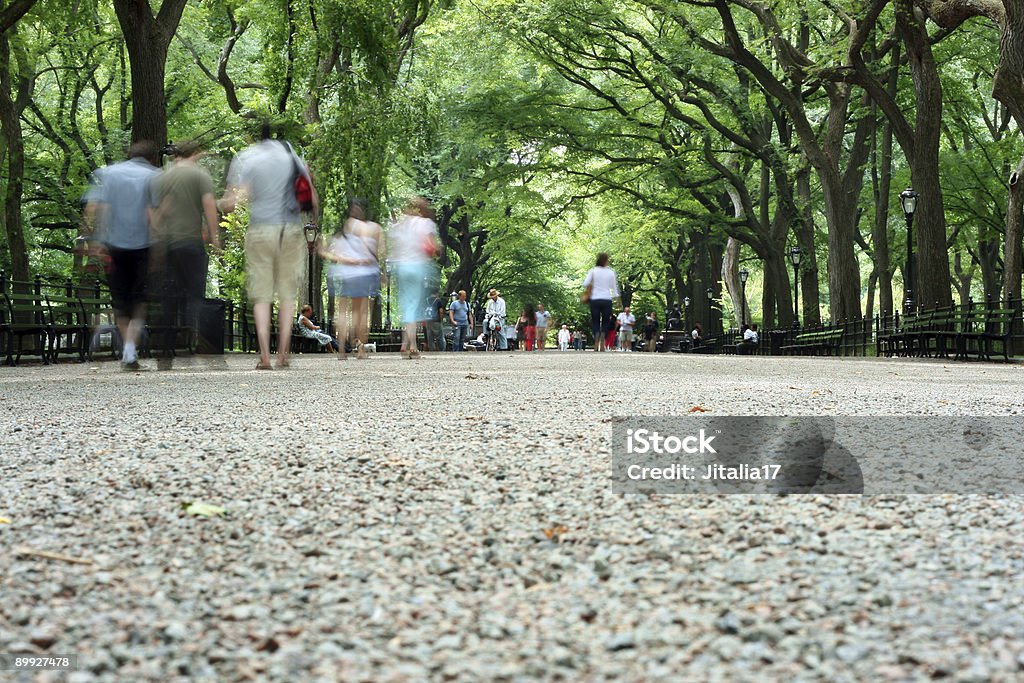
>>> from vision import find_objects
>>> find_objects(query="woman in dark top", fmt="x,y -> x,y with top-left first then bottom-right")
521,303 -> 537,351
644,312 -> 658,352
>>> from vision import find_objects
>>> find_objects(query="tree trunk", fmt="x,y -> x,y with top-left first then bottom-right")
112,0 -> 188,151
872,108 -> 895,319
899,0 -> 952,308
0,30 -> 31,281
794,166 -> 823,325
1005,157 -> 1024,305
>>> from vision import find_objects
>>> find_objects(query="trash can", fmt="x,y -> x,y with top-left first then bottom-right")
769,329 -> 789,356
196,298 -> 226,354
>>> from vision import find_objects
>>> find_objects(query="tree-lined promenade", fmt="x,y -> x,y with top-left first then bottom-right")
0,0 -> 1021,338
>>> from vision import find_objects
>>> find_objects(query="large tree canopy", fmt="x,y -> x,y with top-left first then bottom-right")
0,0 -> 1020,329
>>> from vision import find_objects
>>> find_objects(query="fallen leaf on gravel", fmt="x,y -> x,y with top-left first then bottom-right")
0,517 -> 9,524
183,502 -> 227,517
465,373 -> 490,379
688,406 -> 708,413
810,390 -> 821,396
543,525 -> 568,541
788,386 -> 802,390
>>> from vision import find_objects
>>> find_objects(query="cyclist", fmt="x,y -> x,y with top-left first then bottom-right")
484,288 -> 508,350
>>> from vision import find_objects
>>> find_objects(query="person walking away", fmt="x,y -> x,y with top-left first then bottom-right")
389,197 -> 439,359
148,140 -> 221,370
321,198 -> 380,360
449,290 -> 473,351
558,324 -> 570,352
582,253 -> 619,352
424,290 -> 445,351
644,312 -> 658,352
484,289 -> 508,350
616,306 -> 636,352
219,123 -> 319,370
522,303 -> 537,351
85,141 -> 161,371
535,303 -> 551,350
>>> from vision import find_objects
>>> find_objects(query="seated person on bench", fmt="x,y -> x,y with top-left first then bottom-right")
297,305 -> 339,352
741,323 -> 759,351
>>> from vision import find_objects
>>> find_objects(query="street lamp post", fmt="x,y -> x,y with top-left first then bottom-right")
384,261 -> 393,330
683,296 -> 690,332
789,246 -> 802,328
303,222 -> 320,312
738,269 -> 749,327
705,287 -> 714,333
899,188 -> 919,313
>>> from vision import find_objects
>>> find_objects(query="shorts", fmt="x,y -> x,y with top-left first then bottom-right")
244,223 -> 305,305
394,261 -> 437,324
329,272 -> 379,299
106,246 -> 149,316
620,330 -> 634,343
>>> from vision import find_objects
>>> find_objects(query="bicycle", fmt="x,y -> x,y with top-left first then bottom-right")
484,314 -> 504,351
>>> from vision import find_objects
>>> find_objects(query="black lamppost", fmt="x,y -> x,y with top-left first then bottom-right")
738,269 -> 749,327
303,222 -> 320,311
384,260 -> 393,329
706,287 -> 714,332
789,246 -> 801,328
899,187 -> 918,313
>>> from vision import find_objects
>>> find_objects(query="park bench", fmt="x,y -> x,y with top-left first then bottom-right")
2,287 -> 51,365
980,308 -> 1016,360
781,329 -> 843,356
45,293 -> 89,362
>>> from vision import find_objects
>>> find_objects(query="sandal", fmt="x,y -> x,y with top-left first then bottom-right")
275,358 -> 291,369
255,361 -> 273,370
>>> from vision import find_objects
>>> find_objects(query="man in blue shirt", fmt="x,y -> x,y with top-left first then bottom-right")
85,141 -> 161,371
448,290 -> 474,351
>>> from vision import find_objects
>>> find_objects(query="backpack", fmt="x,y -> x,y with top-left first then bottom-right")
279,141 -> 315,212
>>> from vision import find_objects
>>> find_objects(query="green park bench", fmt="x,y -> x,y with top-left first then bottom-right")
781,329 -> 843,356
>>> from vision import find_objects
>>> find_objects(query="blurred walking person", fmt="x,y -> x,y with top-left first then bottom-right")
644,312 -> 658,352
484,289 -> 508,350
148,140 -> 221,370
219,123 -> 318,370
616,306 -> 635,352
85,141 -> 161,371
449,290 -> 473,351
322,198 -> 380,359
558,324 -> 570,352
581,253 -> 619,352
522,303 -> 537,351
535,303 -> 551,350
389,197 -> 439,359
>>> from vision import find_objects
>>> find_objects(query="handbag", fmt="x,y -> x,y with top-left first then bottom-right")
582,283 -> 593,303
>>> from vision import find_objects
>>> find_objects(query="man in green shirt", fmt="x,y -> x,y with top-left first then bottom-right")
149,140 -> 221,369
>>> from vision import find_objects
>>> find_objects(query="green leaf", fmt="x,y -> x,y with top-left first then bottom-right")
182,502 -> 227,518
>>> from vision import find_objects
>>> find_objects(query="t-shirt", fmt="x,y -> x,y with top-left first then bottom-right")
535,311 -> 551,328
743,328 -> 759,343
583,266 -> 619,301
150,163 -> 215,245
87,158 -> 160,250
617,312 -> 636,331
389,214 -> 438,263
450,300 -> 470,325
226,140 -> 304,224
424,296 -> 443,321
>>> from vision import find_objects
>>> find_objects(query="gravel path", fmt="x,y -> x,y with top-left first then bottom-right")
2,352 -> 1023,682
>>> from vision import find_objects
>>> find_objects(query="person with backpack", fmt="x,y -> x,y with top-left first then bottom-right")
219,122 -> 319,370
